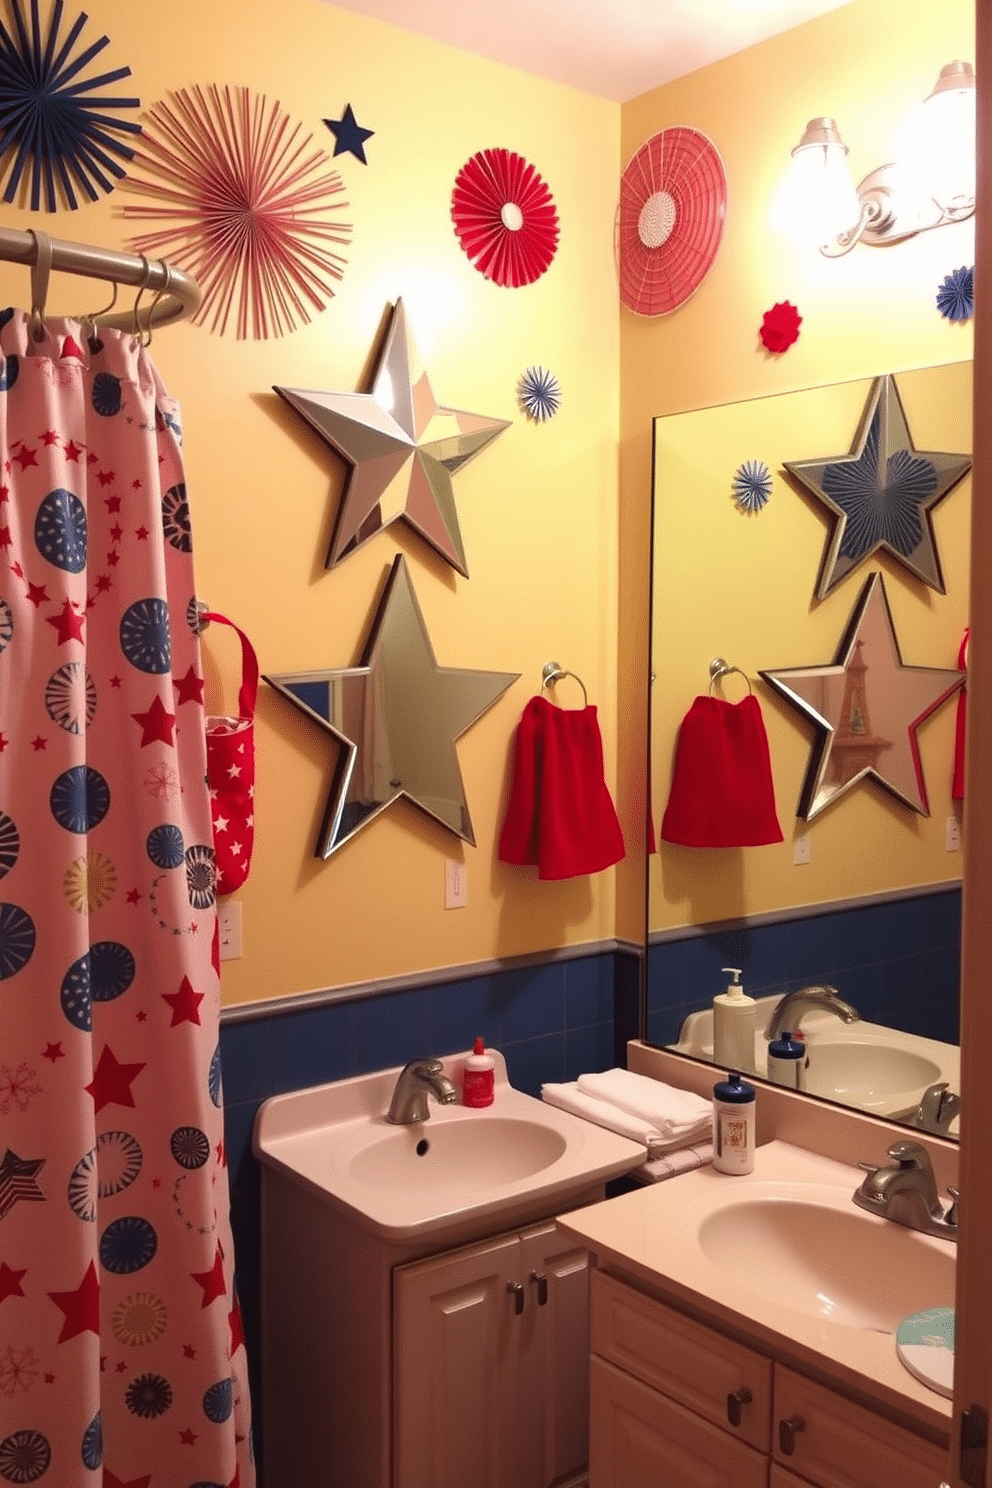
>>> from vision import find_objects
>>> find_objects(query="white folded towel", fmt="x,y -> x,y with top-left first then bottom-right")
541,1079 -> 711,1155
577,1068 -> 711,1142
541,1082 -> 660,1148
636,1143 -> 713,1182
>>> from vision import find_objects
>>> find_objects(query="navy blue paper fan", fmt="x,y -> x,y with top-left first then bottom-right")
936,265 -> 973,323
0,0 -> 141,211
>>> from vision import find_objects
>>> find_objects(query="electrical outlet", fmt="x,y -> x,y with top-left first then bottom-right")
444,860 -> 467,909
218,901 -> 243,959
946,815 -> 961,853
793,834 -> 811,866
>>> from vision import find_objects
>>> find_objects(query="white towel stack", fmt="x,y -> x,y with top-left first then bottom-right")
541,1067 -> 712,1161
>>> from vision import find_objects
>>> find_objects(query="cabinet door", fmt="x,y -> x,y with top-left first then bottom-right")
772,1366 -> 949,1488
591,1269 -> 772,1452
519,1222 -> 591,1487
394,1233 -> 520,1488
590,1355 -> 769,1488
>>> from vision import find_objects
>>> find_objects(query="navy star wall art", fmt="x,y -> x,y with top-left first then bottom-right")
264,554 -> 519,857
783,374 -> 971,600
324,103 -> 374,163
760,571 -> 965,821
274,299 -> 511,576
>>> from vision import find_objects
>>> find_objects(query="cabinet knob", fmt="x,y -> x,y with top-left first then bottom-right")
506,1280 -> 524,1316
530,1271 -> 548,1306
726,1386 -> 752,1427
778,1414 -> 806,1455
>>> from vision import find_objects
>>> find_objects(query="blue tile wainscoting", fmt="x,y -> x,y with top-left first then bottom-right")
219,942 -> 638,1478
645,883 -> 962,1051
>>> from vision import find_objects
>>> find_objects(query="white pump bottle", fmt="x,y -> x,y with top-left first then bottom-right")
712,967 -> 756,1073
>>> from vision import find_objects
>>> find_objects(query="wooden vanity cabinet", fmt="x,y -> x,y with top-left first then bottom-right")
393,1220 -> 590,1488
588,1269 -> 949,1488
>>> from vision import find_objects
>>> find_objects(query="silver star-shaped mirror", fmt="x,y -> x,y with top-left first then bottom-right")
274,300 -> 511,576
783,374 -> 971,599
264,555 -> 519,856
759,571 -> 964,820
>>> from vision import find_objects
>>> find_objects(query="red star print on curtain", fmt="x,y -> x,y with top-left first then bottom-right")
0,309 -> 254,1487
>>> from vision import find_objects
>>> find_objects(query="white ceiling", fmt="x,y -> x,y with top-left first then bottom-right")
324,0 -> 859,102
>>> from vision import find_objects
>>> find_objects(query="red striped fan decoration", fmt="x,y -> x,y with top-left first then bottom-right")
451,147 -> 559,288
122,85 -> 352,339
616,127 -> 727,317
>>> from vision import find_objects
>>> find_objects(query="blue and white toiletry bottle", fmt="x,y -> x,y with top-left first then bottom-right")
712,1072 -> 756,1175
712,967 -> 756,1073
767,1030 -> 807,1090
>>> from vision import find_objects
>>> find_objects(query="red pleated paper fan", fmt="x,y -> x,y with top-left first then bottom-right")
451,147 -> 559,288
616,127 -> 727,316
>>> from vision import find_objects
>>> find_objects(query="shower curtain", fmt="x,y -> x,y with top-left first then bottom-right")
0,311 -> 254,1487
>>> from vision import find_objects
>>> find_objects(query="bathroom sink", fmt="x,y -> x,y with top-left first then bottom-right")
697,1181 -> 955,1331
803,1040 -> 942,1113
348,1115 -> 568,1193
254,1049 -> 646,1240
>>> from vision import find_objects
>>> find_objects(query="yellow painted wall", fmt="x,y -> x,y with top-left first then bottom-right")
618,0 -> 975,936
0,0 -> 621,1005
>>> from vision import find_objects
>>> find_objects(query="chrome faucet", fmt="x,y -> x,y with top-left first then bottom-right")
911,1081 -> 961,1137
764,985 -> 860,1040
386,1059 -> 458,1125
852,1139 -> 958,1241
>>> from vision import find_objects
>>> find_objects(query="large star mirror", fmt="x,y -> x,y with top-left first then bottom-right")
645,361 -> 970,1136
265,554 -> 519,856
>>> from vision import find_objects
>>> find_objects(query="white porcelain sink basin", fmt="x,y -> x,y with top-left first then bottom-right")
697,1181 -> 955,1332
254,1049 -> 646,1240
348,1115 -> 568,1193
803,1040 -> 941,1110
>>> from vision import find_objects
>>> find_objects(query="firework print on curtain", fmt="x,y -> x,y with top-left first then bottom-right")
0,312 -> 254,1488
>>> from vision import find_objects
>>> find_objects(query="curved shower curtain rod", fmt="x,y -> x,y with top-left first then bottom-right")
0,225 -> 202,331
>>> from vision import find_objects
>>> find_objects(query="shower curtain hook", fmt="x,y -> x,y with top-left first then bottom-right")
139,261 -> 171,347
130,256 -> 154,345
27,228 -> 53,343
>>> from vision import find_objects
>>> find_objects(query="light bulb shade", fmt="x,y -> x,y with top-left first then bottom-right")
770,119 -> 862,245
895,61 -> 976,212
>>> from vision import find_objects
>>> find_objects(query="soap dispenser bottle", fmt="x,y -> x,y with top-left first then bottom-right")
712,967 -> 756,1073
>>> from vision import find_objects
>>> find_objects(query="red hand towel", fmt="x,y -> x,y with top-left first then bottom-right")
661,694 -> 783,848
499,696 -> 626,879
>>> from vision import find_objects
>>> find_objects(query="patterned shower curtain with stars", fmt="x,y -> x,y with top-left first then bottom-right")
0,311 -> 254,1488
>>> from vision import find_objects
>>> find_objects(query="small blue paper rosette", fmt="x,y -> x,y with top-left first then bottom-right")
517,366 -> 561,422
936,265 -> 974,322
731,459 -> 772,513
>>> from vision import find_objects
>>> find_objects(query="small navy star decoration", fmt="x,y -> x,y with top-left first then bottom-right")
324,103 -> 374,164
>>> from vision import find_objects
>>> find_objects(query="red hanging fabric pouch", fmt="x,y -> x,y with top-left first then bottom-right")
201,611 -> 259,895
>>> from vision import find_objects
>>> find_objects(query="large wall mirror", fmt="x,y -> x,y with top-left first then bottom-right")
645,360 -> 970,1138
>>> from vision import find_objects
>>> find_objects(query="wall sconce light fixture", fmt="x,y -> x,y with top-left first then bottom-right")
772,61 -> 976,257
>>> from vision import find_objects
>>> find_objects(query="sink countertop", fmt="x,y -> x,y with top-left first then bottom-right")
253,1049 -> 647,1242
556,1138 -> 955,1441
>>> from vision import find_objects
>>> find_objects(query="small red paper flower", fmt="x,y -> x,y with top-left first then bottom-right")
759,301 -> 802,353
451,147 -> 559,288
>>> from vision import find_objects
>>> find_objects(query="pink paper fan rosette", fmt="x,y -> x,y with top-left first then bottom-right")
616,127 -> 727,316
122,84 -> 352,340
451,147 -> 559,288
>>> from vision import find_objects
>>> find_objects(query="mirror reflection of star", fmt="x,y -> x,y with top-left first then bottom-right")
264,554 -> 519,856
275,299 -> 510,576
760,571 -> 965,820
783,375 -> 971,599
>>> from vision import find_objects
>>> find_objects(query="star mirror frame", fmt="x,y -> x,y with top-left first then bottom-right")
265,554 -> 519,857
